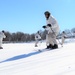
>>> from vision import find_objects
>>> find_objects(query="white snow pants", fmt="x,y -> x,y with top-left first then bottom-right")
46,33 -> 57,46
0,39 -> 2,47
61,37 -> 65,45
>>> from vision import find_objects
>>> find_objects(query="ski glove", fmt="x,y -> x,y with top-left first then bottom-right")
42,24 -> 51,29
42,26 -> 46,28
47,24 -> 51,27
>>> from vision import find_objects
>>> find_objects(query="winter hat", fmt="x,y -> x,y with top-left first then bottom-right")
2,30 -> 5,33
44,11 -> 51,15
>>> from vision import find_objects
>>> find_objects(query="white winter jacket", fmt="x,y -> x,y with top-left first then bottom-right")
35,33 -> 41,40
46,15 -> 60,35
0,32 -> 6,44
61,32 -> 67,38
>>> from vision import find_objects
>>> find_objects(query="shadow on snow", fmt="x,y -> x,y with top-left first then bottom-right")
0,51 -> 42,63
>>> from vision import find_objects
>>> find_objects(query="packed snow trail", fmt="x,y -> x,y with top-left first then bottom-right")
0,39 -> 75,75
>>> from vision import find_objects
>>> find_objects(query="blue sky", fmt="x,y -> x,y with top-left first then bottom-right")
0,0 -> 75,34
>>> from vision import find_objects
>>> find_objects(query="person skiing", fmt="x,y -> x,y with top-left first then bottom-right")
35,31 -> 41,47
0,30 -> 6,49
61,31 -> 67,45
43,11 -> 60,49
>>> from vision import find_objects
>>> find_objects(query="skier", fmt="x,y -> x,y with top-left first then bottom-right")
35,31 -> 41,47
61,31 -> 67,45
0,30 -> 6,49
43,11 -> 60,49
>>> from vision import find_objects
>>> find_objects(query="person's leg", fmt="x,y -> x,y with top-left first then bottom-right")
50,33 -> 58,49
0,40 -> 3,49
61,37 -> 65,45
46,33 -> 54,49
35,40 -> 38,47
52,39 -> 58,48
46,34 -> 49,46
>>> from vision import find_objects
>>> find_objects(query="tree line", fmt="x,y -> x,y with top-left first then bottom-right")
3,32 -> 35,43
3,27 -> 75,43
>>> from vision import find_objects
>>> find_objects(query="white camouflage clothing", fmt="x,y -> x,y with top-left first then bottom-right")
35,32 -> 41,47
0,32 -> 6,47
35,33 -> 41,40
61,32 -> 67,45
46,15 -> 60,46
46,15 -> 60,35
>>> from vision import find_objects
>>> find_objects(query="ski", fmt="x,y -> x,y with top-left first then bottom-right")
36,46 -> 62,52
37,48 -> 52,52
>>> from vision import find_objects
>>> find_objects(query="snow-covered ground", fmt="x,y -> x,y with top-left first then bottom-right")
0,38 -> 75,75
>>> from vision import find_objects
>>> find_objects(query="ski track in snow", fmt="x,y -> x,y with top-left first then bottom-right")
0,38 -> 75,75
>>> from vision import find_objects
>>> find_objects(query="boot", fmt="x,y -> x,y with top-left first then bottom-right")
46,44 -> 52,49
52,44 -> 58,49
0,47 -> 3,49
35,45 -> 38,47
